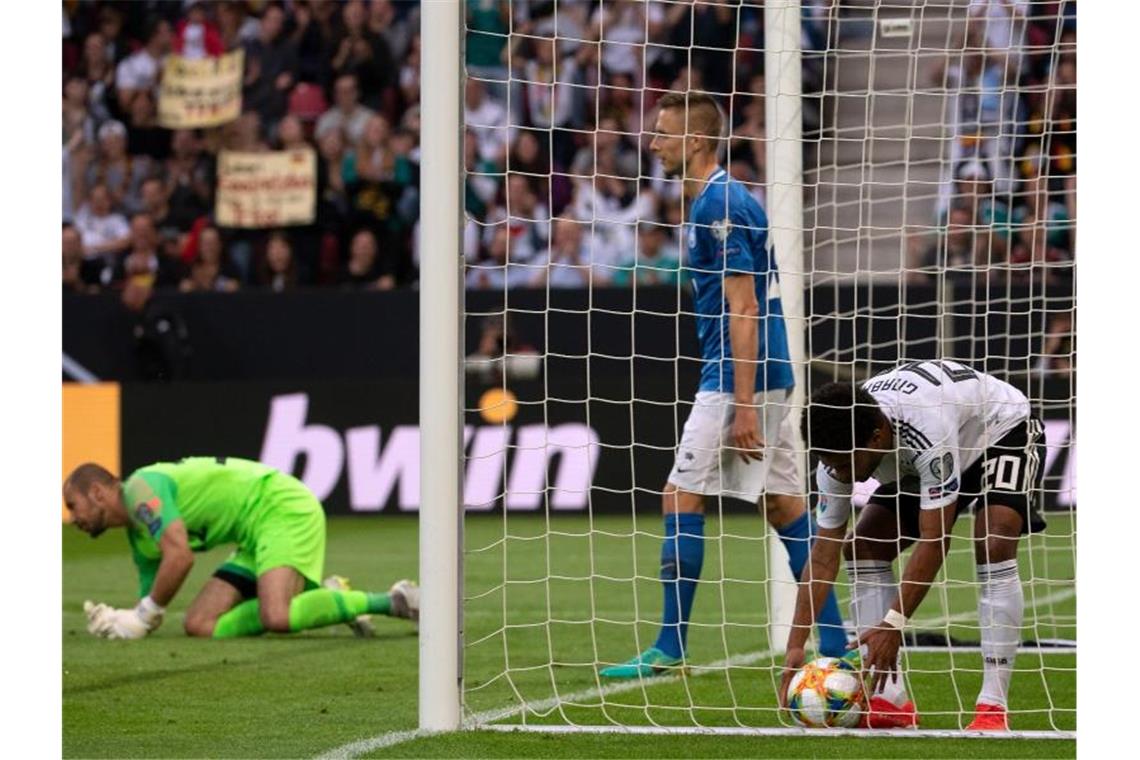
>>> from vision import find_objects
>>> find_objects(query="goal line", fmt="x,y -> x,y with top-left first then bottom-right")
478,724 -> 1076,741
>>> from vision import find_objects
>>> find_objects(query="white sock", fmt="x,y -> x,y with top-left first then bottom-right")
846,560 -> 904,701
846,560 -> 895,635
977,559 -> 1023,709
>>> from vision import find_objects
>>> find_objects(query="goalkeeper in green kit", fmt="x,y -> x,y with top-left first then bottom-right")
64,457 -> 419,640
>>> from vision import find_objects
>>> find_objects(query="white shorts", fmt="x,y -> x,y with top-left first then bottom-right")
667,389 -> 805,503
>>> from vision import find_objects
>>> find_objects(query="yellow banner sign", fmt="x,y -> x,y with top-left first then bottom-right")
216,149 -> 318,228
158,50 -> 244,129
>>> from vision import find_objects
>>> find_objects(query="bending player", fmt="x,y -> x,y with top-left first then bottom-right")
780,360 -> 1045,730
64,456 -> 419,640
600,92 -> 846,679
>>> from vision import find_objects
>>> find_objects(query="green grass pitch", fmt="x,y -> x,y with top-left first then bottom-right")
63,513 -> 1075,758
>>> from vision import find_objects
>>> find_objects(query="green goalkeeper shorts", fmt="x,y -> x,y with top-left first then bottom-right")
215,472 -> 326,595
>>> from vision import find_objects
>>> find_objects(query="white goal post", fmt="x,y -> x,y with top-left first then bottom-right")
421,0 -> 1076,740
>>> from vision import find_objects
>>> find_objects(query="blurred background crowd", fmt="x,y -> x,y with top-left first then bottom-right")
62,0 -> 1075,299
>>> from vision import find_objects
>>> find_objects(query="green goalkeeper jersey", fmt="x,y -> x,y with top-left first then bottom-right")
124,457 -> 292,596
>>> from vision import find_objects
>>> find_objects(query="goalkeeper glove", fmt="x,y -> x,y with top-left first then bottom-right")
83,597 -> 165,640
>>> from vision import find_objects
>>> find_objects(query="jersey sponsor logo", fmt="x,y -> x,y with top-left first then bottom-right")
711,218 -> 732,242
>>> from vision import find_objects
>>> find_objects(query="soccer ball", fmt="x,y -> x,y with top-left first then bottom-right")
785,656 -> 865,728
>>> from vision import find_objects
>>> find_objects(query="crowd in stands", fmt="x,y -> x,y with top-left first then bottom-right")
915,0 -> 1076,287
62,0 -> 1075,300
64,0 -> 422,297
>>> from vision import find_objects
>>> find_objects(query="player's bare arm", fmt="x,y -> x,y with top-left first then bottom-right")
854,502 -> 957,692
724,273 -> 761,462
779,524 -> 847,706
148,518 -> 195,607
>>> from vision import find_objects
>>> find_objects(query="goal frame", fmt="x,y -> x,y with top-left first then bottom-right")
417,0 -> 1075,742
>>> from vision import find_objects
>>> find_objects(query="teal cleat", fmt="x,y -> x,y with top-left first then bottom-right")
599,647 -> 685,679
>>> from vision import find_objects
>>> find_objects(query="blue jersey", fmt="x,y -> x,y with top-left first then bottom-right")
685,167 -> 794,394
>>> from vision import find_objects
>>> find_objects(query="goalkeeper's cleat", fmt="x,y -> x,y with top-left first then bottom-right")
323,575 -> 375,638
388,579 -> 420,627
862,696 -> 920,729
966,703 -> 1009,731
598,647 -> 684,679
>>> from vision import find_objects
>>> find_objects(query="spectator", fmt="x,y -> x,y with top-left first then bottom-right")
83,120 -> 150,214
63,224 -> 92,293
63,77 -> 96,147
180,226 -> 239,293
222,111 -> 270,152
397,31 -> 421,112
967,0 -> 1030,57
243,3 -> 298,125
1012,175 -> 1072,254
730,78 -> 767,175
532,217 -> 596,288
466,223 -> 533,290
347,114 -> 393,183
465,78 -> 508,167
276,114 -> 310,151
317,128 -> 352,224
95,5 -> 131,66
140,176 -> 193,241
74,184 -> 131,274
465,130 -> 499,220
76,31 -> 115,127
174,2 -> 224,59
315,73 -> 376,145
287,0 -> 337,86
486,173 -> 550,267
611,222 -> 683,287
331,0 -> 396,113
339,228 -> 395,290
923,204 -> 985,279
217,0 -> 261,51
1008,200 -> 1071,286
258,232 -> 298,292
112,213 -> 184,290
115,17 -> 172,115
946,159 -> 1012,260
125,91 -> 171,161
163,129 -> 213,222
369,0 -> 415,62
571,115 -> 641,182
465,0 -> 509,83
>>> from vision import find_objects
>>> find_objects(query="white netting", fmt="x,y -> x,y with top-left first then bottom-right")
459,0 -> 1074,737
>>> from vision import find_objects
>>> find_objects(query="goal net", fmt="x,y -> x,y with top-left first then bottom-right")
450,0 -> 1075,738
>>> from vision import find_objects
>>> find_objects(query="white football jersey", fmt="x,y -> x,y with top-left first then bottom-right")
815,360 -> 1030,530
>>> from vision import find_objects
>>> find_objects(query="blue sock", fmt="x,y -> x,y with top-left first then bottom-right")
778,511 -> 848,657
652,513 -> 705,659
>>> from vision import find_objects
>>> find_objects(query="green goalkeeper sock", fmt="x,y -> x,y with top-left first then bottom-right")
211,591 -> 392,639
212,599 -> 265,639
286,588 -> 391,632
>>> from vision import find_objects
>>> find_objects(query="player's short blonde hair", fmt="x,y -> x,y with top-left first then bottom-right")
657,91 -> 724,154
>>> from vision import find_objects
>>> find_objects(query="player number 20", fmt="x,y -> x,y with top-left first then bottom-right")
983,455 -> 1022,491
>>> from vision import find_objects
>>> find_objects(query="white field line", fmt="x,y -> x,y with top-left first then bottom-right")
313,585 -> 1076,758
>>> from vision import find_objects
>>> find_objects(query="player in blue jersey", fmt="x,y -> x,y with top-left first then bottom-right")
600,92 -> 847,679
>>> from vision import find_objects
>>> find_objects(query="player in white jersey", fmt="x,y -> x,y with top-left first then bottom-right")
779,360 -> 1046,731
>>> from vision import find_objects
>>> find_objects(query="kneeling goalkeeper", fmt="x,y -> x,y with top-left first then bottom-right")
64,456 -> 418,640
